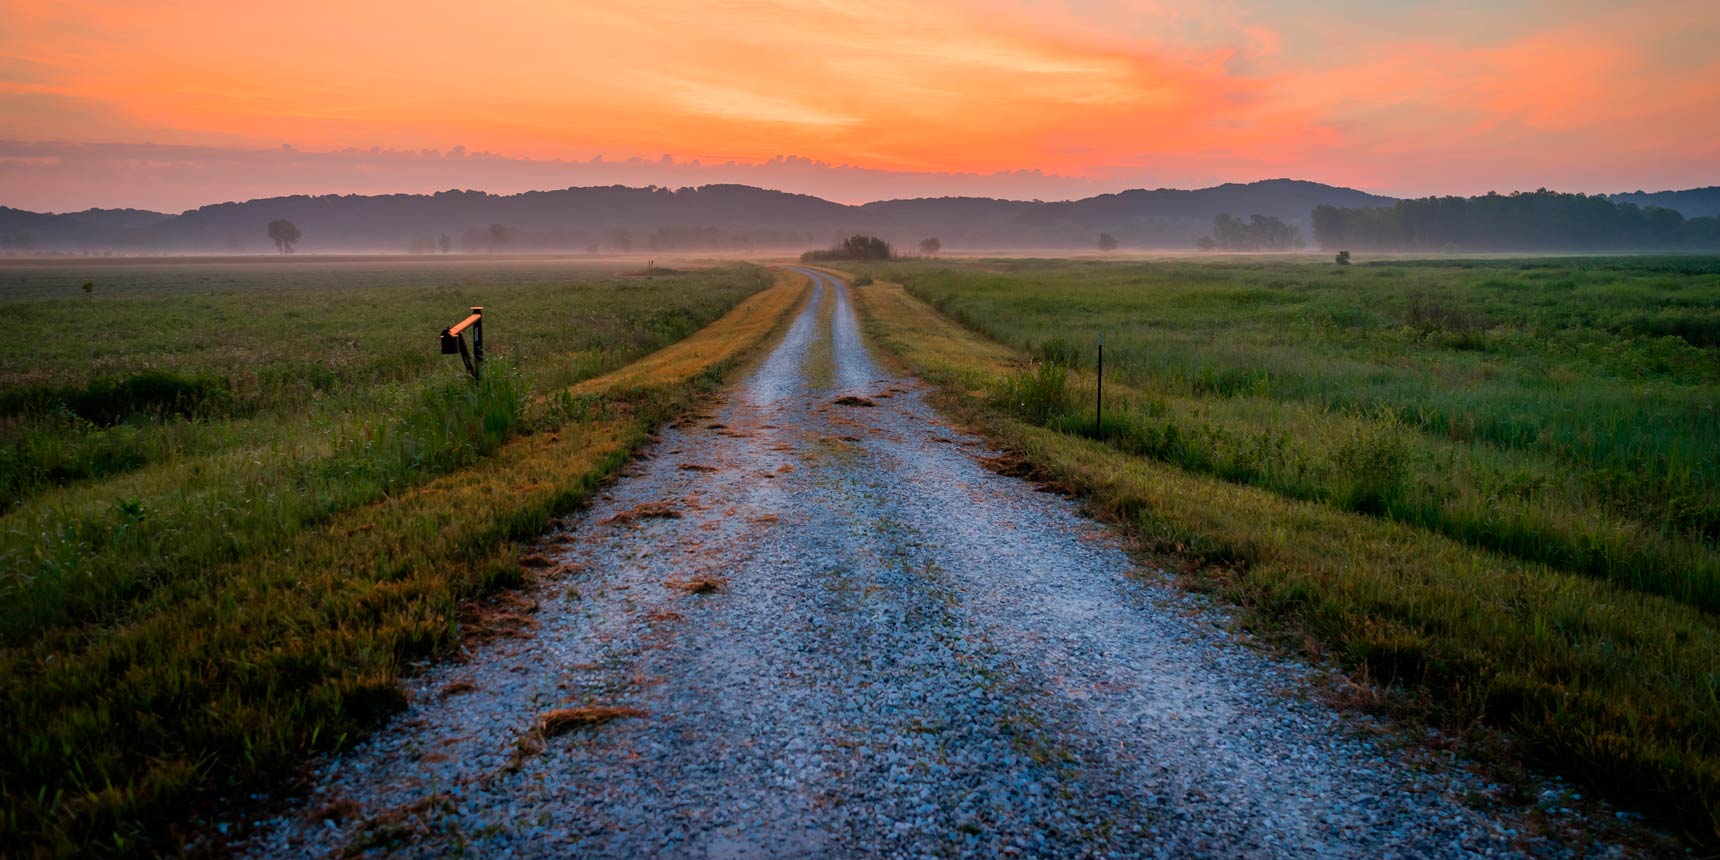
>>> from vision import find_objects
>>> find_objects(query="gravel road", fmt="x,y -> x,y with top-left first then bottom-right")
235,267 -> 1612,858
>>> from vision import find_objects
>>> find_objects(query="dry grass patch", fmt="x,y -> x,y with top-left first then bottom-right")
606,500 -> 682,524
669,573 -> 727,594
458,591 -> 540,643
536,706 -> 646,737
310,798 -> 362,825
679,463 -> 719,473
438,680 -> 478,698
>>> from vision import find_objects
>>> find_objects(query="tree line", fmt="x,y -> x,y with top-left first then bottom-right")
1312,189 -> 1720,251
1195,214 -> 1304,251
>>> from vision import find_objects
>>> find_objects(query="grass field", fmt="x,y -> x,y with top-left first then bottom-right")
848,255 -> 1720,841
0,258 -> 802,855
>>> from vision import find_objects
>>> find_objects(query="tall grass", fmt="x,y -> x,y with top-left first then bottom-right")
886,256 -> 1720,610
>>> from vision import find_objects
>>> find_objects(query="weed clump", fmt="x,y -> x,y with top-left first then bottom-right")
996,361 -> 1071,425
1331,411 -> 1413,514
1037,338 -> 1085,370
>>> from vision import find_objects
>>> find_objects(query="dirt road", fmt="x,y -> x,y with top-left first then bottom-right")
238,268 -> 1574,858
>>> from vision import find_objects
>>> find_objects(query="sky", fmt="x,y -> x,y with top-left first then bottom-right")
1,0 -> 1717,212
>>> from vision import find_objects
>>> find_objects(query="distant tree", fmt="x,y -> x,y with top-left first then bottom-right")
266,220 -> 301,254
919,237 -> 942,256
81,281 -> 94,296
488,223 -> 510,251
800,234 -> 893,262
1097,233 -> 1119,252
437,233 -> 452,254
1335,250 -> 1352,265
1195,236 -> 1216,252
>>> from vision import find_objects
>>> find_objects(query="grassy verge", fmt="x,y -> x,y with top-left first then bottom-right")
849,258 -> 1720,613
0,268 -> 808,856
852,274 -> 1720,844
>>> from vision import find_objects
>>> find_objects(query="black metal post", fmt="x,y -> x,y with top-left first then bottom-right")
1096,331 -> 1103,439
471,306 -> 484,380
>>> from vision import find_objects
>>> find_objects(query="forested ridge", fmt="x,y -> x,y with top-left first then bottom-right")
1313,189 -> 1720,251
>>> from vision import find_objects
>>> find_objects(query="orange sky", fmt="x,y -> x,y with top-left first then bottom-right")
2,0 -> 1717,210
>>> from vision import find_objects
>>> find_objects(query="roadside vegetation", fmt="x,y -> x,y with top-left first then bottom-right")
0,260 -> 803,855
849,256 -> 1720,841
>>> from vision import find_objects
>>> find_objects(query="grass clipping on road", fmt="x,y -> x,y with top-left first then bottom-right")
0,270 -> 808,856
852,276 -> 1720,842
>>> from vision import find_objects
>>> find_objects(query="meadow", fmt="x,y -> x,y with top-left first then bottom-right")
850,255 -> 1720,840
0,257 -> 793,854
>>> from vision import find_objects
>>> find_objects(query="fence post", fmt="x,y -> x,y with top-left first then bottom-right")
1096,331 -> 1103,439
471,306 -> 484,380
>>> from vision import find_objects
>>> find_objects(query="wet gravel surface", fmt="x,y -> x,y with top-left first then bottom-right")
234,268 -> 1621,858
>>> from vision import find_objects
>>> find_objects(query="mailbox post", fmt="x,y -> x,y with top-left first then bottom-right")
440,306 -> 485,380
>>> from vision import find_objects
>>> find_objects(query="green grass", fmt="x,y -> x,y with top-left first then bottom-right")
0,259 -> 797,856
851,259 -> 1720,843
859,256 -> 1720,609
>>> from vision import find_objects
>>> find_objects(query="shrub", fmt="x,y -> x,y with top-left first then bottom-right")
800,235 -> 893,262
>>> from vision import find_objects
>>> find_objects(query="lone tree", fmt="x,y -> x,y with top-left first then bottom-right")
918,237 -> 942,256
266,219 -> 301,254
1195,236 -> 1216,252
438,233 -> 452,254
1335,249 -> 1352,265
1097,232 -> 1119,252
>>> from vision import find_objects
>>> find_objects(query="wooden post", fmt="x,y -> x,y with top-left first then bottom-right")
471,306 -> 484,380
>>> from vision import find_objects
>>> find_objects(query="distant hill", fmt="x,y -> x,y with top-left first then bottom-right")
852,180 -> 1396,247
0,180 -> 1403,253
1610,187 -> 1720,218
59,208 -> 174,230
2,179 -> 1713,254
0,206 -> 174,250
